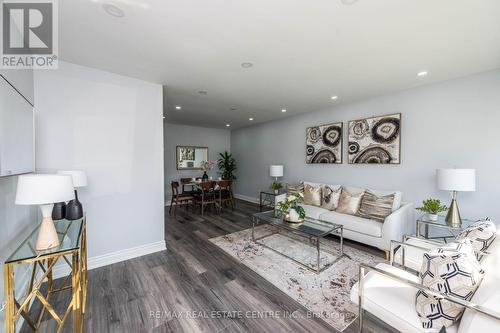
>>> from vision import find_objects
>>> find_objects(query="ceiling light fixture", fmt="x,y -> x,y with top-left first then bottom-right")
102,3 -> 125,18
331,96 -> 338,100
198,90 -> 208,95
230,106 -> 237,111
249,117 -> 254,121
226,124 -> 230,127
175,106 -> 181,110
281,109 -> 287,113
241,62 -> 254,68
417,71 -> 428,77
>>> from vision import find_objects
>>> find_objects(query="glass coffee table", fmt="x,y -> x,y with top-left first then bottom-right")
252,210 -> 345,274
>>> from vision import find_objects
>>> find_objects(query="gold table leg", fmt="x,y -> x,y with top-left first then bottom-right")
4,263 -> 15,333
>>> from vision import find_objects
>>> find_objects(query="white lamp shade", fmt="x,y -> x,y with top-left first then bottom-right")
57,170 -> 88,187
270,165 -> 284,178
15,174 -> 75,205
437,169 -> 476,192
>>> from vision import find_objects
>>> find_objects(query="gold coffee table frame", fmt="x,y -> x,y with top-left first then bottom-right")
4,217 -> 87,333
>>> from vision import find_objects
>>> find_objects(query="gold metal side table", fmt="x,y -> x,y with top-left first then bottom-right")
4,217 -> 87,333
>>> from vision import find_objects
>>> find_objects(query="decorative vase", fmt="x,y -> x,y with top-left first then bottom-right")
202,171 -> 209,180
52,202 -> 66,220
428,213 -> 438,221
288,209 -> 300,221
66,190 -> 83,220
274,189 -> 279,195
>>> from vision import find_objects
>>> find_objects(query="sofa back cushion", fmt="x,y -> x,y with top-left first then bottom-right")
357,190 -> 395,222
342,185 -> 402,211
336,189 -> 364,215
416,240 -> 484,330
455,219 -> 496,259
303,182 -> 322,206
321,185 -> 342,210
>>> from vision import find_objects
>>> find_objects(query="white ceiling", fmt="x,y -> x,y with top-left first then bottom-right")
60,0 -> 500,129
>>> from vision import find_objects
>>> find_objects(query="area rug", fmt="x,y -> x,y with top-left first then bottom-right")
209,225 -> 385,331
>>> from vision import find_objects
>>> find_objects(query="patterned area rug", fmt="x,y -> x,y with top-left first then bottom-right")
209,225 -> 385,332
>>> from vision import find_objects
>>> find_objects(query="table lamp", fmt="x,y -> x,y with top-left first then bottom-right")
270,165 -> 284,181
57,170 -> 88,220
437,168 -> 476,227
15,174 -> 75,250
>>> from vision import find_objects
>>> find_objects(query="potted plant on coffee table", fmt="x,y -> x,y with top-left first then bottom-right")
276,192 -> 306,223
416,199 -> 448,221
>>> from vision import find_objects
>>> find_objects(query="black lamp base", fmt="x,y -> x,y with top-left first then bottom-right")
52,202 -> 66,220
66,190 -> 84,220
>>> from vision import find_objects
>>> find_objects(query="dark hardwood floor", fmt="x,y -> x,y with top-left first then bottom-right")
24,199 -> 396,332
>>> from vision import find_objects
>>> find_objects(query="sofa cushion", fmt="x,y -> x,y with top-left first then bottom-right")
301,204 -> 330,220
303,183 -> 322,206
321,185 -> 341,210
336,189 -> 364,215
343,185 -> 402,211
320,211 -> 383,237
350,263 -> 458,333
416,241 -> 484,329
357,190 -> 395,222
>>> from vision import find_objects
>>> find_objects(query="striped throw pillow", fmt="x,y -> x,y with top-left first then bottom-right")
357,190 -> 395,222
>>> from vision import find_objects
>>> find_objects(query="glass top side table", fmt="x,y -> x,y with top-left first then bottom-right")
259,189 -> 284,211
4,217 -> 87,333
416,214 -> 476,240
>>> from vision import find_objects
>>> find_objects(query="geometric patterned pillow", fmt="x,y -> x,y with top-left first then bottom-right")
321,185 -> 341,210
415,240 -> 485,330
456,219 -> 496,259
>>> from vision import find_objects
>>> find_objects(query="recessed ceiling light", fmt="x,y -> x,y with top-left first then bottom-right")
341,0 -> 359,5
281,109 -> 287,113
175,106 -> 181,110
417,71 -> 428,77
230,106 -> 237,111
102,3 -> 125,18
163,116 -> 165,119
331,96 -> 339,100
241,62 -> 254,68
249,117 -> 254,121
226,124 -> 230,127
198,90 -> 208,95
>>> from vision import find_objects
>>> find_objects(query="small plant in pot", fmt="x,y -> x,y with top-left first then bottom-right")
276,193 -> 306,223
270,181 -> 283,194
416,199 -> 448,221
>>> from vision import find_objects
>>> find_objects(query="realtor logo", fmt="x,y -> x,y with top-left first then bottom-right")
1,0 -> 58,69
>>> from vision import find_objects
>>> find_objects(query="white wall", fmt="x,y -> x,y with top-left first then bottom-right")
0,70 -> 36,328
164,122 -> 230,201
35,61 -> 165,259
231,70 -> 500,222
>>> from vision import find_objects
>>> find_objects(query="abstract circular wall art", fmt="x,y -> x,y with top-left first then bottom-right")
348,113 -> 401,164
306,122 -> 343,164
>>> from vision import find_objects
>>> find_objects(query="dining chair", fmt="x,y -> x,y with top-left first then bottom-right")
180,177 -> 195,195
193,181 -> 217,216
169,181 -> 194,216
216,180 -> 234,212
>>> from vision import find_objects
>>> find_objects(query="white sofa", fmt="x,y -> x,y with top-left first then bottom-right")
277,182 -> 414,253
350,227 -> 500,332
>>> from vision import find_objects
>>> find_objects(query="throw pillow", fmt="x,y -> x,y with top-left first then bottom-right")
357,190 -> 395,222
336,189 -> 364,215
321,185 -> 341,210
415,240 -> 484,330
286,182 -> 304,195
303,183 -> 322,206
455,219 -> 496,259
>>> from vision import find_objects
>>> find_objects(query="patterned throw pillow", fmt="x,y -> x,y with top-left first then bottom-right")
455,219 -> 496,259
336,189 -> 364,215
415,240 -> 484,330
286,182 -> 304,195
357,190 -> 395,222
321,186 -> 341,210
303,183 -> 322,206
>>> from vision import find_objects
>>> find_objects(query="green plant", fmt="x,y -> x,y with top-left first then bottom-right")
217,151 -> 237,180
276,193 -> 306,219
271,181 -> 283,191
416,199 -> 448,214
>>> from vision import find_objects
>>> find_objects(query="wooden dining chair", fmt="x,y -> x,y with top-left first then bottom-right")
216,180 -> 234,212
193,181 -> 217,216
169,181 -> 194,216
180,177 -> 195,194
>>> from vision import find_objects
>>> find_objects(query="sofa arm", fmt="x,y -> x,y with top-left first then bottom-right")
380,202 -> 414,251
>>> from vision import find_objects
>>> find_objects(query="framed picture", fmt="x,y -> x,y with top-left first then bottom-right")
348,113 -> 401,164
306,122 -> 343,164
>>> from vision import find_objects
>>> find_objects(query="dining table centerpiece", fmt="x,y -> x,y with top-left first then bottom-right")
276,192 -> 306,223
201,160 -> 216,180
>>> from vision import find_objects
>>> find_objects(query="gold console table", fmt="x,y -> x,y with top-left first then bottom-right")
4,217 -> 87,332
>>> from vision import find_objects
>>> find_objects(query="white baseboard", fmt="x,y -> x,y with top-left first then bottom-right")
233,193 -> 259,204
53,240 -> 166,279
